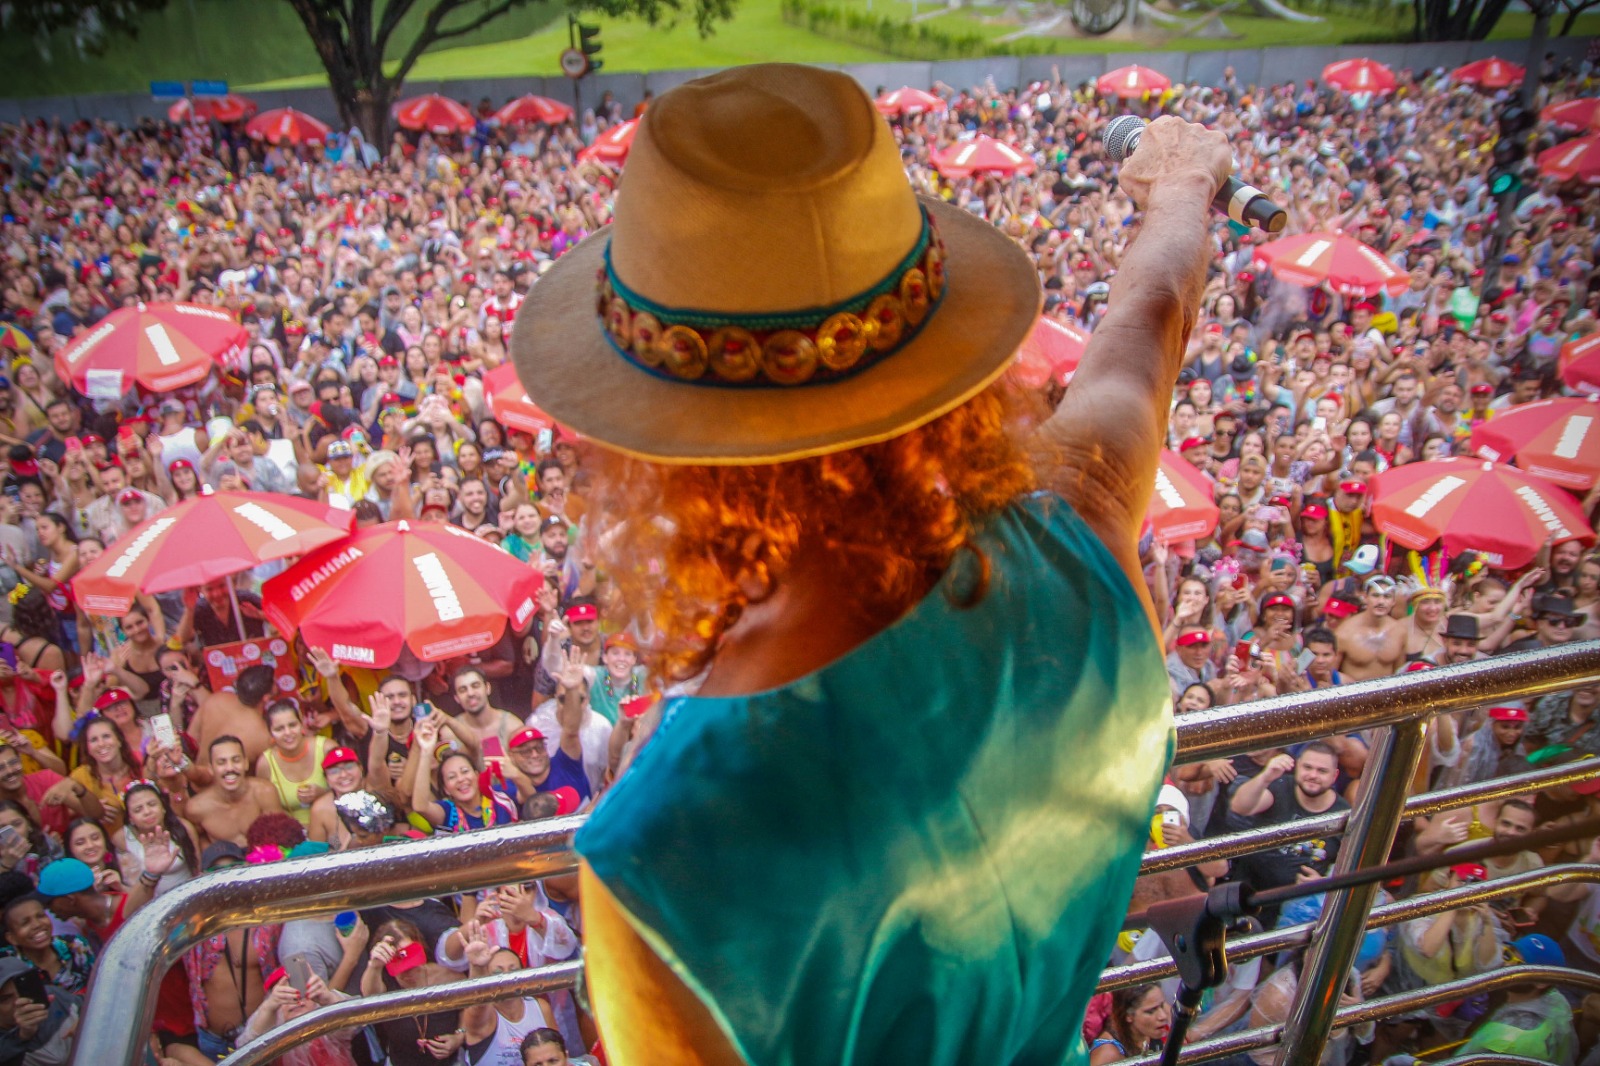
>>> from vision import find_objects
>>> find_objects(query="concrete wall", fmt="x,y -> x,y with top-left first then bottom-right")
0,35 -> 1590,125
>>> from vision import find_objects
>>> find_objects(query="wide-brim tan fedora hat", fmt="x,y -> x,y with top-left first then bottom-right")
511,63 -> 1041,465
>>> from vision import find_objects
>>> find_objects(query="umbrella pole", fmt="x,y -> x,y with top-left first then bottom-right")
227,579 -> 247,643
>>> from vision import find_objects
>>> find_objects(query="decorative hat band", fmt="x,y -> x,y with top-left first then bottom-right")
595,208 -> 947,388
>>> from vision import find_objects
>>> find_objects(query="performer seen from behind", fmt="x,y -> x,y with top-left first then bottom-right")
513,63 -> 1232,1066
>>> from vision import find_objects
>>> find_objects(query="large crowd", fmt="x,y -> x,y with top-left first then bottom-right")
0,47 -> 1595,1066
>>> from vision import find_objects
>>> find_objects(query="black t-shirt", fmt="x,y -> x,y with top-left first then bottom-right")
194,591 -> 266,647
1226,776 -> 1350,924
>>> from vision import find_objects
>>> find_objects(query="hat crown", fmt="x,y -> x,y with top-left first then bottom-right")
610,64 -> 923,314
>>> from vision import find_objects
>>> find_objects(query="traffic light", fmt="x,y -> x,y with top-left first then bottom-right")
1489,103 -> 1535,197
577,20 -> 603,74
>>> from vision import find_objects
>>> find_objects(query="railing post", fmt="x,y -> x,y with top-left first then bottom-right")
1277,719 -> 1427,1064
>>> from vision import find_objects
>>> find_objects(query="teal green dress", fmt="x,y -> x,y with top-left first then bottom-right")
576,492 -> 1174,1066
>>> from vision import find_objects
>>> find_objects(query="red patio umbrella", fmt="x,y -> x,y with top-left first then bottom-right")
931,135 -> 1035,179
262,520 -> 543,667
244,108 -> 331,146
494,94 -> 574,126
1253,231 -> 1408,298
1471,395 -> 1600,491
875,87 -> 947,116
1538,135 -> 1600,184
577,120 -> 638,165
1370,457 -> 1593,569
54,301 -> 246,395
72,488 -> 356,617
1323,58 -> 1396,93
1542,97 -> 1600,132
1012,316 -> 1090,389
395,94 -> 474,134
1147,450 -> 1221,544
1097,65 -> 1171,99
483,364 -> 557,435
168,94 -> 257,124
1561,331 -> 1600,395
1451,57 -> 1525,89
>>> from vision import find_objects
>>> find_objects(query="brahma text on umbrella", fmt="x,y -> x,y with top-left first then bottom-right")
412,552 -> 465,621
1154,469 -> 1187,510
289,546 -> 364,602
104,517 -> 178,577
63,319 -> 117,365
1515,485 -> 1575,540
1403,475 -> 1467,518
232,501 -> 303,541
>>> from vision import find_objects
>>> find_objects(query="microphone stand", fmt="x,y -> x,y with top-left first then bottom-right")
1128,815 -> 1600,1066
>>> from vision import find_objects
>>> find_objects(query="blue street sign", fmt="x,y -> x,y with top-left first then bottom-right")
150,81 -> 185,99
192,80 -> 229,98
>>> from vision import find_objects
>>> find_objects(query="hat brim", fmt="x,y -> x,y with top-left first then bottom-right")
511,197 -> 1041,465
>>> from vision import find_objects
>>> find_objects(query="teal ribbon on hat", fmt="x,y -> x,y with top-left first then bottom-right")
595,206 -> 947,389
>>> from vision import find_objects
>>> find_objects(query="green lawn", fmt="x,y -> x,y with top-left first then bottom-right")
243,0 -> 1600,86
245,0 -> 890,87
2,0 -> 563,98
5,0 -> 1596,97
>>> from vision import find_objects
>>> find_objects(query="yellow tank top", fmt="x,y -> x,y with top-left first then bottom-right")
265,737 -> 331,827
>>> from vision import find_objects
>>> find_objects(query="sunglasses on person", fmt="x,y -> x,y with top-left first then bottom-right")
1213,428 -> 1236,438
1540,615 -> 1579,628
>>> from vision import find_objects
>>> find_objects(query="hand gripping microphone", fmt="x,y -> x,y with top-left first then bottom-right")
1102,116 -> 1287,234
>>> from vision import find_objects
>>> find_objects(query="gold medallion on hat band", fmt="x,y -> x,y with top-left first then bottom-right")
595,207 -> 947,389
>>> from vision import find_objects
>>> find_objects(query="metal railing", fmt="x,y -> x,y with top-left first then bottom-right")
1123,965 -> 1600,1065
73,640 -> 1600,1065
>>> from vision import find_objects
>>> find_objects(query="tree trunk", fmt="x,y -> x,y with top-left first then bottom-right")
1521,0 -> 1551,104
346,85 -> 395,153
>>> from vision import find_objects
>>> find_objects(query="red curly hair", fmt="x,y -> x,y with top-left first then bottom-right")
587,380 -> 1045,683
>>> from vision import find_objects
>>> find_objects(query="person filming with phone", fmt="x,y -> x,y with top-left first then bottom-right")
0,953 -> 78,1064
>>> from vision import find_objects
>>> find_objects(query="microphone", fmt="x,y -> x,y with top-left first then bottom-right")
1102,116 -> 1287,234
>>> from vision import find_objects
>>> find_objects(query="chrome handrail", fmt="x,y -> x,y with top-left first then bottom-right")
223,960 -> 584,1066
1138,756 -> 1600,877
1099,862 -> 1600,992
1126,965 -> 1600,1065
75,641 -> 1600,1065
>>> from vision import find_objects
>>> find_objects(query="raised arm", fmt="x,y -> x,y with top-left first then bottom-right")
1033,118 -> 1230,627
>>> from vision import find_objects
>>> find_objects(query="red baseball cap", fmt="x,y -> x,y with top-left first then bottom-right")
1262,594 -> 1296,611
321,746 -> 359,771
1301,504 -> 1329,520
1323,597 -> 1360,619
1337,480 -> 1368,496
1403,660 -> 1435,672
563,602 -> 599,622
1470,382 -> 1494,395
1179,436 -> 1209,452
1175,631 -> 1211,647
550,785 -> 582,816
1205,322 -> 1225,335
1488,705 -> 1528,722
93,688 -> 133,710
509,727 -> 546,749
1450,862 -> 1488,882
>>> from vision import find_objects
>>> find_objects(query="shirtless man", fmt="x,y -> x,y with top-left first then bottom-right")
1338,575 -> 1408,681
307,649 -> 417,787
186,843 -> 273,1059
186,736 -> 285,847
452,666 -> 523,755
1404,587 -> 1447,661
189,664 -> 275,766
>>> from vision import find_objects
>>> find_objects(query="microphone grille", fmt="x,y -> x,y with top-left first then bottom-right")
1102,116 -> 1146,163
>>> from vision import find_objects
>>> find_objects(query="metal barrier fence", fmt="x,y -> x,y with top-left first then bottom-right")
73,640 -> 1600,1065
